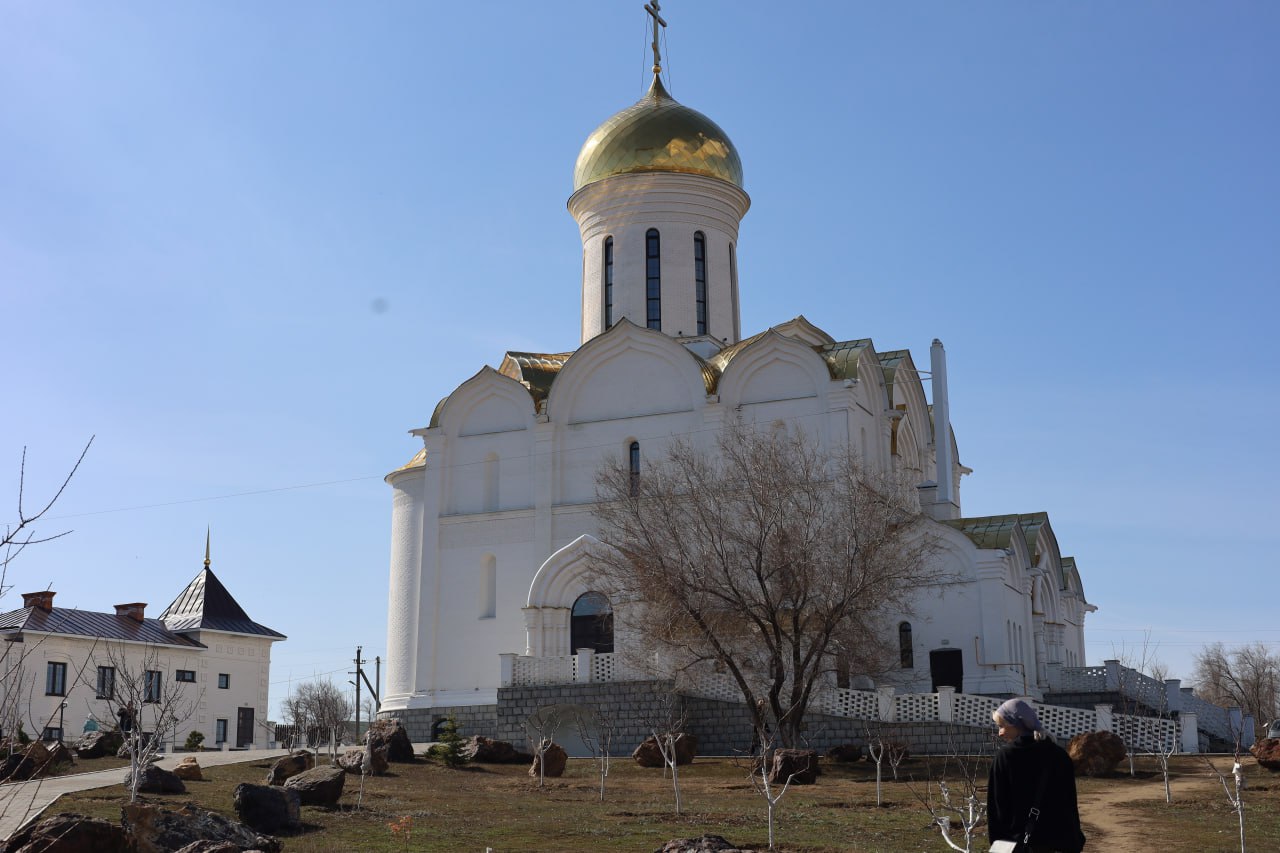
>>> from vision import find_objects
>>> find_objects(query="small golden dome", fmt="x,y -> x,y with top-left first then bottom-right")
573,75 -> 743,192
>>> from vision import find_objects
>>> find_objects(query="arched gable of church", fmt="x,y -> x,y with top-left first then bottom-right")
525,534 -> 617,658
435,366 -> 537,438
548,320 -> 710,425
771,315 -> 836,347
717,329 -> 831,408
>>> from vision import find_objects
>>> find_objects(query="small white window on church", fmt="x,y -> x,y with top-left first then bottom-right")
628,441 -> 640,497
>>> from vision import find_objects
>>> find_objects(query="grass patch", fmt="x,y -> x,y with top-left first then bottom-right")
47,754 -> 1280,852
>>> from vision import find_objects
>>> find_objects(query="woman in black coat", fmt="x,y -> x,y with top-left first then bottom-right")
987,698 -> 1086,852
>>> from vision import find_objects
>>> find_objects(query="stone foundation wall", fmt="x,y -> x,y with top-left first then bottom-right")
381,703 -> 499,743
496,680 -> 677,754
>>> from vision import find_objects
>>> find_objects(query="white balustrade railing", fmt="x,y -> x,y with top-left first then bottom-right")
505,654 -> 1222,752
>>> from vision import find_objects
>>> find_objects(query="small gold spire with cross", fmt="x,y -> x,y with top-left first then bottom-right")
204,527 -> 211,568
645,1 -> 667,75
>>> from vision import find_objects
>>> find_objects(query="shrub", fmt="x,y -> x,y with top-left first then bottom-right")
184,730 -> 206,752
436,717 -> 468,768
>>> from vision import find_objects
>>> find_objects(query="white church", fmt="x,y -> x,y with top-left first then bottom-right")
381,13 -> 1092,742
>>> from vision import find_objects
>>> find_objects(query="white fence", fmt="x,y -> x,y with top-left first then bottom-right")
503,651 -> 1197,753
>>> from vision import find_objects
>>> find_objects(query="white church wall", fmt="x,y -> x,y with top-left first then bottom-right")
385,469 -> 423,700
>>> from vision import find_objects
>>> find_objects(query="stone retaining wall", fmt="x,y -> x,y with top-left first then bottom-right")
382,703 -> 498,743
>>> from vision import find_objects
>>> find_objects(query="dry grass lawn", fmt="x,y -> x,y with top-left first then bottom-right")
46,752 -> 1280,852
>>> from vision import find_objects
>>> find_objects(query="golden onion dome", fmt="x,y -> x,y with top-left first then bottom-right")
573,75 -> 743,192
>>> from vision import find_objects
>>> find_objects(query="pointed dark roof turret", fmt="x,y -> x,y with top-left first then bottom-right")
160,566 -> 285,639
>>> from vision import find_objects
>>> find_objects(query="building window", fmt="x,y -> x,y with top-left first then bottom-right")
483,452 -> 499,512
42,727 -> 63,742
603,236 -> 614,329
694,231 -> 707,335
215,718 -> 228,745
570,591 -> 614,654
645,228 -> 661,330
175,670 -> 196,683
45,662 -> 67,696
899,622 -> 914,668
628,441 -> 640,497
96,666 -> 115,700
144,670 -> 163,703
218,673 -> 230,689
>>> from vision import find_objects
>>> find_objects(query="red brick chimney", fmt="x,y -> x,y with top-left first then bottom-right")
21,591 -> 54,611
114,602 -> 146,621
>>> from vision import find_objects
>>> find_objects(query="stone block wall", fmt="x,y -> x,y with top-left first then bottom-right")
496,680 -> 677,753
382,703 -> 498,743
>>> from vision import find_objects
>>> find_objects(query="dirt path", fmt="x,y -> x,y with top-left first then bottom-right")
1076,759 -> 1230,851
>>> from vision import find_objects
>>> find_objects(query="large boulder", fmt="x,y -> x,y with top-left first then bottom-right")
1,741 -> 51,782
529,743 -> 567,778
232,783 -> 301,834
3,812 -> 130,853
337,746 -> 388,776
363,719 -> 415,762
123,802 -> 281,853
768,748 -> 819,785
656,836 -> 757,852
264,750 -> 314,785
461,735 -> 527,764
173,755 -> 203,781
284,766 -> 346,807
73,729 -> 122,760
632,734 -> 698,768
825,743 -> 865,763
1250,737 -> 1280,771
1067,730 -> 1127,777
127,763 -> 187,795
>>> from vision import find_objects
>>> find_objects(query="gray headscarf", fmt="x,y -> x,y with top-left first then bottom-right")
995,697 -> 1045,735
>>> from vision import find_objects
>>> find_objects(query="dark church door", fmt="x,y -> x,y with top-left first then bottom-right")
236,707 -> 254,748
929,649 -> 963,692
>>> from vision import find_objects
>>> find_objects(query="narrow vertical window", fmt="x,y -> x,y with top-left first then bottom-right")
898,622 -> 914,668
628,441 -> 640,497
144,670 -> 163,703
215,718 -> 228,745
96,666 -> 115,700
729,241 -> 740,341
694,231 -> 707,335
45,662 -> 67,696
603,236 -> 614,329
645,228 -> 661,330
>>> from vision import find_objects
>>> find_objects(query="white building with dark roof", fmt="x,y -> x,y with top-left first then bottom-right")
0,547 -> 283,748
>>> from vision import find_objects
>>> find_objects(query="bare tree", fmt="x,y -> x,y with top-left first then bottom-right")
640,690 -> 691,815
523,705 -> 564,788
1192,642 -> 1280,727
1,439 -> 93,592
1200,746 -> 1249,853
83,641 -> 199,802
572,705 -> 616,802
282,679 -> 353,762
740,706 -> 804,853
592,422 -> 936,749
906,728 -> 993,853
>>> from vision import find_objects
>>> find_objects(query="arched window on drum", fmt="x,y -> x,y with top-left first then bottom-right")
570,591 -> 614,654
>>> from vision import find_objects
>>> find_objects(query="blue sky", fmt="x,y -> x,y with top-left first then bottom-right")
3,2 -> 1277,719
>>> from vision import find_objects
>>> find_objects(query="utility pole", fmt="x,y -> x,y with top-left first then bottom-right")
350,646 -> 382,743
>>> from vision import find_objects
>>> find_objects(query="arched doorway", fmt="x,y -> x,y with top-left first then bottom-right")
570,591 -> 614,654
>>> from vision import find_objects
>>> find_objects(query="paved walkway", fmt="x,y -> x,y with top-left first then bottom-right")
0,747 -> 295,842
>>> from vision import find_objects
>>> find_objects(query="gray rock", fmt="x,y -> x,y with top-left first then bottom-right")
264,750 -> 314,785
655,835 -> 757,852
233,783 -> 300,834
3,812 -> 130,853
126,763 -> 187,795
123,802 -> 280,853
363,719 -> 414,762
337,746 -> 387,776
283,766 -> 346,807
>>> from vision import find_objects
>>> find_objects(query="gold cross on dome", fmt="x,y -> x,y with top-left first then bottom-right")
645,1 -> 667,74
